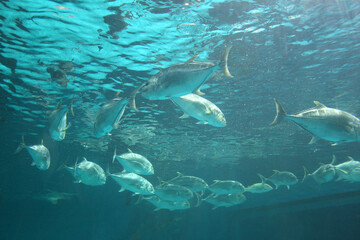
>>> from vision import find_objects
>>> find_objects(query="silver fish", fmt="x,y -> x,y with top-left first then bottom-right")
155,183 -> 193,201
107,168 -> 154,195
130,47 -> 233,111
303,155 -> 336,184
208,180 -> 245,195
203,193 -> 246,210
142,195 -> 190,211
245,174 -> 273,193
113,148 -> 154,175
335,156 -> 360,181
74,157 -> 106,186
340,167 -> 360,183
48,100 -> 72,141
167,172 -> 208,193
15,136 -> 50,171
263,170 -> 298,190
171,93 -> 226,127
94,98 -> 128,138
271,99 -> 360,145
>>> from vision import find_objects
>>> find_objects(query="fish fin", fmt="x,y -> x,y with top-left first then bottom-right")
112,148 -> 117,163
127,148 -> 133,153
157,176 -> 167,186
119,187 -> 125,193
309,136 -> 320,144
272,170 -> 280,174
204,121 -> 209,125
14,136 -> 26,154
313,101 -> 326,108
185,54 -> 199,63
331,142 -> 338,146
347,156 -> 355,161
194,87 -> 205,96
64,122 -> 71,131
31,162 -> 36,166
56,99 -> 63,109
205,108 -> 212,115
113,105 -> 126,129
257,173 -> 267,183
286,185 -> 290,190
213,180 -> 221,183
196,121 -> 204,125
220,46 -> 233,78
302,166 -> 310,183
74,157 -> 78,177
130,84 -> 144,112
132,193 -> 139,197
179,113 -> 190,119
70,97 -> 75,116
176,171 -> 183,177
270,98 -> 287,126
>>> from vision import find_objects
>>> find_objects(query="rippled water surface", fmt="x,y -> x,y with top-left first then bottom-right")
1,0 -> 360,239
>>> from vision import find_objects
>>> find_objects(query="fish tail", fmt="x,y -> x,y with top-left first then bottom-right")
14,136 -> 26,154
220,46 -> 233,78
302,166 -> 309,183
130,84 -> 144,112
270,98 -> 287,126
112,148 -> 117,164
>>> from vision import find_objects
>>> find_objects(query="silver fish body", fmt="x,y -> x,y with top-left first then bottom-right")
155,184 -> 193,201
208,180 -> 245,195
16,138 -> 51,171
245,174 -> 273,193
171,93 -> 226,127
203,193 -> 246,209
265,170 -> 298,190
75,158 -> 106,186
143,195 -> 190,211
114,149 -> 154,175
335,157 -> 360,181
94,98 -> 128,138
271,99 -> 360,144
108,171 -> 154,195
304,164 -> 335,184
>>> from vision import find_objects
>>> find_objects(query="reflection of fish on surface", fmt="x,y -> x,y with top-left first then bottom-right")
171,93 -> 226,127
15,136 -> 51,171
113,148 -> 154,175
130,47 -> 233,111
303,155 -> 336,184
32,190 -> 77,205
271,99 -> 360,145
48,99 -> 74,141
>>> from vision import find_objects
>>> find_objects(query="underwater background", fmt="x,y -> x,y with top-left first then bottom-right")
1,0 -> 360,239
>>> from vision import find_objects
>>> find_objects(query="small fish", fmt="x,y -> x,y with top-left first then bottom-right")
107,167 -> 154,195
94,97 -> 128,138
155,183 -> 193,201
33,190 -> 76,205
171,93 -> 226,127
245,174 -> 273,193
263,170 -> 298,190
130,47 -> 233,111
334,156 -> 360,181
113,148 -> 154,175
74,157 -> 106,186
303,155 -> 336,184
271,99 -> 360,145
15,136 -> 50,171
208,180 -> 245,195
167,172 -> 208,193
48,99 -> 72,141
203,193 -> 246,210
141,195 -> 190,211
47,67 -> 69,87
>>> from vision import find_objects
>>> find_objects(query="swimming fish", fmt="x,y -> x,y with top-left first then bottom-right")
263,170 -> 298,190
113,148 -> 154,175
155,183 -> 193,201
74,157 -> 106,186
130,47 -> 233,111
334,156 -> 360,182
15,136 -> 50,170
107,168 -> 154,195
94,97 -> 128,138
171,93 -> 226,127
33,190 -> 76,205
167,172 -> 208,193
203,193 -> 246,210
245,174 -> 273,193
271,99 -> 360,145
208,180 -> 245,195
303,155 -> 336,184
48,99 -> 72,141
141,195 -> 190,211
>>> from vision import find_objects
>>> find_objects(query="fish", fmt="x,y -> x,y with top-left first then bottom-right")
334,156 -> 360,182
47,67 -> 69,87
203,193 -> 246,210
32,190 -> 76,205
107,167 -> 154,195
74,157 -> 106,186
94,97 -> 128,138
303,155 -> 336,184
141,195 -> 190,211
245,174 -> 273,193
130,47 -> 233,111
167,172 -> 208,193
171,93 -> 226,127
48,99 -> 72,141
263,170 -> 298,190
340,167 -> 360,183
15,136 -> 50,171
155,183 -> 193,201
270,99 -> 360,145
113,148 -> 154,175
208,180 -> 245,195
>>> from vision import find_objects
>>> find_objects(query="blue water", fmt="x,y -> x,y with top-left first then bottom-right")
1,0 -> 360,239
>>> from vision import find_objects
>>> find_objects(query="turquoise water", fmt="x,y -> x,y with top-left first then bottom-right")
1,0 -> 360,239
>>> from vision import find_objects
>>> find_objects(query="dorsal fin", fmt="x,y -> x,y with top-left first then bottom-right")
127,148 -> 133,153
331,155 -> 336,164
313,101 -> 326,108
56,99 -> 63,109
347,156 -> 355,161
186,55 -> 199,63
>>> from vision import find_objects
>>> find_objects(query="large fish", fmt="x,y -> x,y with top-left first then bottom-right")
94,97 -> 128,138
74,157 -> 106,186
141,195 -> 190,211
271,99 -> 360,145
245,174 -> 273,193
130,47 -> 233,111
48,99 -> 73,141
208,180 -> 245,195
303,155 -> 336,184
113,148 -> 154,175
15,136 -> 50,171
171,93 -> 226,127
